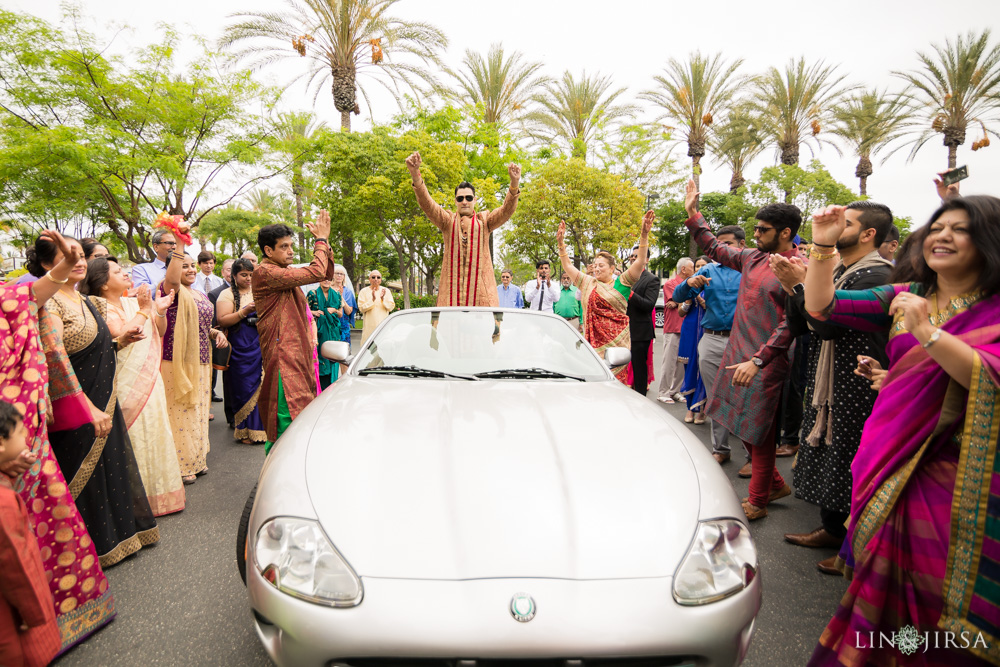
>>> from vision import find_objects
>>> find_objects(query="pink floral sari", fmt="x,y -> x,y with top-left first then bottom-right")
1,283 -> 114,654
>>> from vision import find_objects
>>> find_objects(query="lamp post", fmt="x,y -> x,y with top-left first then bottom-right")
645,192 -> 660,211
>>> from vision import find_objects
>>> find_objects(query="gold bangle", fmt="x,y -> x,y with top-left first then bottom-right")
45,271 -> 70,284
810,249 -> 839,261
136,311 -> 150,321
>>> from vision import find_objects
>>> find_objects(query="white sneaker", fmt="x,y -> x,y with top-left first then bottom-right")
657,396 -> 675,404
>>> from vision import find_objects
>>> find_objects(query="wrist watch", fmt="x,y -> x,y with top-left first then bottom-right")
751,357 -> 764,368
792,283 -> 805,296
314,237 -> 329,245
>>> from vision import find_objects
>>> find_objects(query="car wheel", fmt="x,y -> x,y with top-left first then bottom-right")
237,481 -> 258,586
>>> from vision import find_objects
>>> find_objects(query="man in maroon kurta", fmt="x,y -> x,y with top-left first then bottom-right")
682,180 -> 798,521
253,212 -> 335,451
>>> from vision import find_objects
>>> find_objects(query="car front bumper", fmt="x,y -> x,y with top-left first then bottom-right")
248,571 -> 760,667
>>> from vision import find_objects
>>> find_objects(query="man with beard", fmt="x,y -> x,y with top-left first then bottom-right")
682,179 -> 798,521
771,201 -> 894,573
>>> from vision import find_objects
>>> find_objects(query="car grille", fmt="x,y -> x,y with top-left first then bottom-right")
330,658 -> 696,667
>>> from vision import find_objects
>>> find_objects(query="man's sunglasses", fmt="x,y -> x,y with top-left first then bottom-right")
370,275 -> 382,280
753,225 -> 775,234
455,195 -> 474,202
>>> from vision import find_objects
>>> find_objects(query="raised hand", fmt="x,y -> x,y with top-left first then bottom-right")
306,209 -> 331,241
934,172 -> 960,201
39,229 -> 83,266
136,284 -> 152,309
155,289 -> 176,313
811,205 -> 846,247
406,152 -> 422,174
557,220 -> 566,249
641,210 -> 655,238
508,163 -> 521,188
684,179 -> 700,218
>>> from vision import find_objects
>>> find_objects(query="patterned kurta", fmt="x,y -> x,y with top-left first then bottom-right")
411,178 -> 519,307
685,213 -> 795,445
789,261 -> 891,513
252,242 -> 335,443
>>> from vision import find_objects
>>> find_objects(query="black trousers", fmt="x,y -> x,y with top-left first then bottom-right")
630,338 -> 653,395
821,507 -> 849,540
222,369 -> 235,426
779,333 -> 810,445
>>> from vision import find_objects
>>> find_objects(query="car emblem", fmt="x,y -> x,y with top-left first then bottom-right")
509,593 -> 536,622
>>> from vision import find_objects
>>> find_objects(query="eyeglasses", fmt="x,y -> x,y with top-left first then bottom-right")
753,225 -> 774,234
370,275 -> 382,280
157,241 -> 177,246
455,195 -> 474,202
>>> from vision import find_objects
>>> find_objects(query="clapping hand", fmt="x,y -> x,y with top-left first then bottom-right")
118,325 -> 145,348
155,289 -> 176,313
684,179 -> 700,218
136,284 -> 152,310
306,210 -> 331,241
769,254 -> 807,295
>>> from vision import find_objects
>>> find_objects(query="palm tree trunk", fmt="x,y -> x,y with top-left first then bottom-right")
729,171 -> 745,195
859,176 -> 867,196
689,156 -> 701,259
341,110 -> 351,132
947,144 -> 957,169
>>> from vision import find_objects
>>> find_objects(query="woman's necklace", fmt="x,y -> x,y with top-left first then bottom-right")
928,290 -> 984,327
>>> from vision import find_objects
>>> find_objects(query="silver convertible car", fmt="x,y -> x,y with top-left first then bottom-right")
238,308 -> 761,667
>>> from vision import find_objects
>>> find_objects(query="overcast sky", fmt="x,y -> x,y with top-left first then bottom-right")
10,0 -> 1000,227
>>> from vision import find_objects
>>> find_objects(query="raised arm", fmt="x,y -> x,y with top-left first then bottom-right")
556,221 -> 583,287
406,152 -> 451,232
682,179 -> 747,271
484,163 -> 522,233
162,236 -> 187,296
253,211 -> 334,296
622,211 -> 655,287
30,229 -> 82,308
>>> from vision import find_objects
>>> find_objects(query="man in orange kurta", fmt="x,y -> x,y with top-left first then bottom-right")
406,152 -> 521,307
252,212 -> 335,451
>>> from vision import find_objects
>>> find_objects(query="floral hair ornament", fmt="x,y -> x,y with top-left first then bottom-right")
154,211 -> 192,246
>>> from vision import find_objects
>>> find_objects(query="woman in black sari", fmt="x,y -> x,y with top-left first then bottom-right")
31,235 -> 160,568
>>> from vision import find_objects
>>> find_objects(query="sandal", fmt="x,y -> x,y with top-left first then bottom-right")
196,467 -> 208,476
693,417 -> 706,425
684,415 -> 694,423
182,475 -> 196,485
208,414 -> 215,422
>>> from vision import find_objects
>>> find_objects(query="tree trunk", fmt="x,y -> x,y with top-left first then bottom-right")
859,176 -> 867,196
397,252 -> 410,310
947,144 -> 958,169
689,156 -> 701,259
341,236 -> 357,288
340,110 -> 351,132
729,171 -> 745,194
293,167 -> 305,248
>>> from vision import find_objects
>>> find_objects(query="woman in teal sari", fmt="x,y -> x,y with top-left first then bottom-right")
803,195 -> 1000,666
308,279 -> 343,388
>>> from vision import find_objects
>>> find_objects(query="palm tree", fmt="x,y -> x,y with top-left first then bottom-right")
641,52 -> 744,193
221,0 -> 447,131
449,43 -> 549,130
276,111 -> 326,230
829,90 -> 912,195
708,106 -> 766,194
894,29 -> 1000,168
527,70 -> 637,159
751,57 -> 853,166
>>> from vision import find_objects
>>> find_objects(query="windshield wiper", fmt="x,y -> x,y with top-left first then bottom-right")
358,365 -> 479,381
474,367 -> 585,381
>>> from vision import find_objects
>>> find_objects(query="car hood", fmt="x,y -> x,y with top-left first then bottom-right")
304,377 -> 701,580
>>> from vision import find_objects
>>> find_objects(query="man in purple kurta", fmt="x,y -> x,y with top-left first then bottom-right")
682,180 -> 799,521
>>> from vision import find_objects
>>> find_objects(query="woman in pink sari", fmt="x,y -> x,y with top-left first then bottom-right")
803,195 -> 1000,666
2,232 -> 115,654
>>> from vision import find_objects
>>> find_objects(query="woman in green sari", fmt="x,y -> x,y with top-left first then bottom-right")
308,278 -> 343,388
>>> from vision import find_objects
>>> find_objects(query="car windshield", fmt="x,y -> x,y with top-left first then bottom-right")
353,310 -> 609,381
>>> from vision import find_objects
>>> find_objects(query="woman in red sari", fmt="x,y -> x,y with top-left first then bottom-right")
556,212 -> 655,385
2,231 -> 115,654
804,195 -> 1000,666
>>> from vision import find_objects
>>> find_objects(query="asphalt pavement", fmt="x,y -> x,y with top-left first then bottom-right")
55,335 -> 848,667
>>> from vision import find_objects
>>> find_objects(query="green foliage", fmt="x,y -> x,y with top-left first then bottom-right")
742,160 -> 858,239
597,124 -> 683,197
506,158 -> 644,266
197,208 -> 286,257
652,192 -> 753,273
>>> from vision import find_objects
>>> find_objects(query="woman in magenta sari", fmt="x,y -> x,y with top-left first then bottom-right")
804,195 -> 1000,666
3,232 -> 115,653
556,212 -> 655,385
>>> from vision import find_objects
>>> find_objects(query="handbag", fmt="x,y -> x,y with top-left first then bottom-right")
211,336 -> 232,371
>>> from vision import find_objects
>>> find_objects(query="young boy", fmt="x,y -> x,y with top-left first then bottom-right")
0,400 -> 62,667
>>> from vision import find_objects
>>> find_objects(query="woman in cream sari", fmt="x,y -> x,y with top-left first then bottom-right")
159,236 -> 228,484
556,212 -> 655,385
80,258 -> 184,515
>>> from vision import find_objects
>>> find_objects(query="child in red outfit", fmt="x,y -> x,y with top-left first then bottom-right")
0,401 -> 61,667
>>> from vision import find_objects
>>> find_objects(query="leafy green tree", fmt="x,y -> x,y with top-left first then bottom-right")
221,0 -> 447,131
708,104 -> 766,193
197,208 -> 281,257
527,70 -> 636,159
751,57 -> 853,166
894,29 -> 1000,168
0,10 -> 278,262
829,90 -> 912,195
505,158 -> 643,268
651,192 -> 753,273
596,124 -> 683,198
448,43 -> 549,131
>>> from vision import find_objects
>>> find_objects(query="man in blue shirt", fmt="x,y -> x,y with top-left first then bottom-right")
132,229 -> 175,288
672,225 -> 745,469
496,268 -> 524,308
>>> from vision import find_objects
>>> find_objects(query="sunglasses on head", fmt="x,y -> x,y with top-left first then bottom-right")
455,195 -> 474,202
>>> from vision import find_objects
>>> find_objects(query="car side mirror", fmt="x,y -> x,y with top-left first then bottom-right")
320,341 -> 350,362
604,346 -> 631,368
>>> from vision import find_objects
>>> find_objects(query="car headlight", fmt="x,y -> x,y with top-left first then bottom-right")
673,519 -> 757,605
254,517 -> 363,607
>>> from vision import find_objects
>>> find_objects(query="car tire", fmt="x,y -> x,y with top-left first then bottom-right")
237,481 -> 258,586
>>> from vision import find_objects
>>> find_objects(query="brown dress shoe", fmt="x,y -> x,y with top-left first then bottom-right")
742,484 -> 792,504
775,443 -> 799,457
742,501 -> 767,521
737,461 -> 752,478
712,452 -> 731,464
817,555 -> 842,576
783,527 -> 843,549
